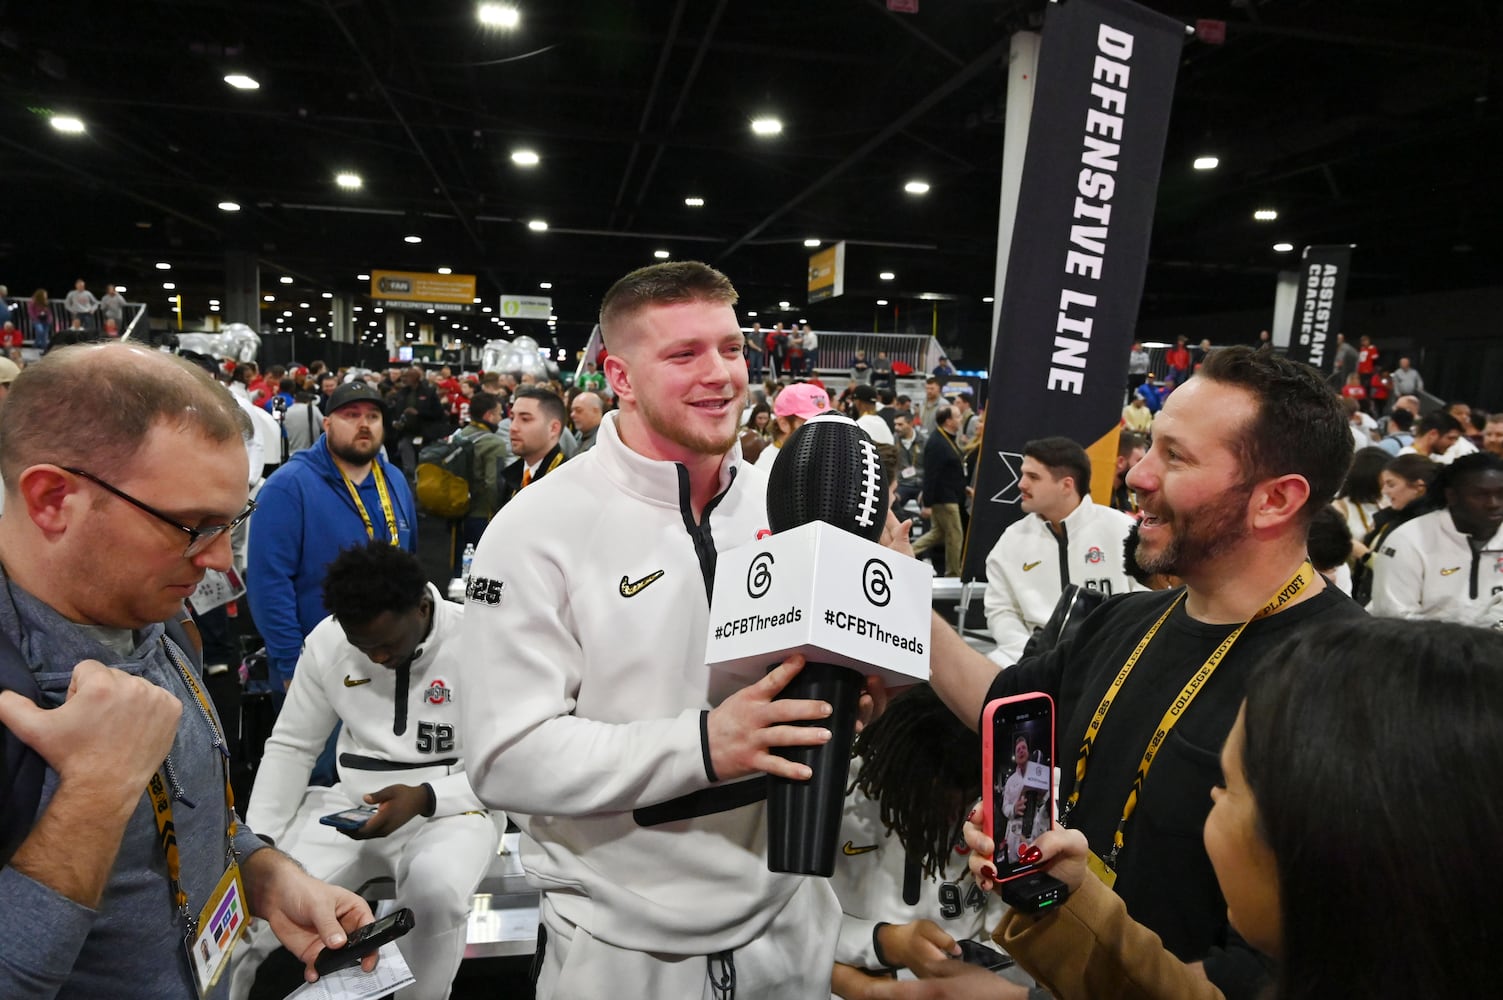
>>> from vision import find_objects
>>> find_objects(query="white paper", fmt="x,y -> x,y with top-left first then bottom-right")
282,943 -> 416,1000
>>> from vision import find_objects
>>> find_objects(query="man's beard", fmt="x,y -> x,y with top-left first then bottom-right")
1135,488 -> 1251,578
330,432 -> 382,467
637,389 -> 744,458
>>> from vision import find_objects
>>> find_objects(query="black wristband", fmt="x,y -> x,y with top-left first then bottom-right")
699,710 -> 719,783
420,782 -> 437,817
871,922 -> 897,970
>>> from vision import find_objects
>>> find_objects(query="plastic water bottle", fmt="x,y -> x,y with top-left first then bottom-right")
461,543 -> 476,580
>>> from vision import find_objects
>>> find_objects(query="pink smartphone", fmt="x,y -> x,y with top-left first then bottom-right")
981,692 -> 1056,883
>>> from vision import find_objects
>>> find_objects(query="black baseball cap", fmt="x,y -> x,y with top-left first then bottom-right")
327,380 -> 383,414
853,383 -> 879,403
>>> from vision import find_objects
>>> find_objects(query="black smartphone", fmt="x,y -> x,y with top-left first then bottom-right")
956,938 -> 1016,973
313,907 -> 416,977
981,693 -> 1056,884
319,805 -> 378,833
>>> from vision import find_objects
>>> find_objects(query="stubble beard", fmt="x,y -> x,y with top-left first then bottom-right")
637,387 -> 745,458
1135,489 -> 1251,578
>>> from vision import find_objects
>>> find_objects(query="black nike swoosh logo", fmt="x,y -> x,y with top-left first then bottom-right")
620,570 -> 666,597
842,841 -> 879,856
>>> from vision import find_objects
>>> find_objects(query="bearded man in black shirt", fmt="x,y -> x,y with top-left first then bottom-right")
923,347 -> 1363,1000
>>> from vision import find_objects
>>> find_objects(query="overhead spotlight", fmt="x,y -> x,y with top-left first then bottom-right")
263,294 -> 275,302
511,149 -> 540,166
218,201 -> 241,212
49,115 -> 86,134
778,300 -> 791,309
279,276 -> 293,284
404,234 -> 423,244
155,262 -> 172,270
751,117 -> 783,136
438,267 -> 453,274
1272,242 -> 1295,253
746,311 -> 758,318
982,296 -> 995,303
803,238 -> 821,248
321,292 -> 333,299
539,281 -> 552,289
903,180 -> 931,195
879,271 -> 896,281
223,74 -> 260,90
877,299 -> 889,306
114,285 -> 128,293
1193,156 -> 1219,171
528,219 -> 548,231
357,273 -> 370,281
335,171 -> 363,190
209,299 -> 220,306
209,305 -> 221,312
300,302 -> 310,308
653,249 -> 670,259
478,3 -> 520,28
684,197 -> 705,207
1253,209 -> 1278,221
162,282 -> 176,290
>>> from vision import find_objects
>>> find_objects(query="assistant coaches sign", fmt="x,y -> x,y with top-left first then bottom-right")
964,0 -> 1182,581
1283,245 -> 1352,371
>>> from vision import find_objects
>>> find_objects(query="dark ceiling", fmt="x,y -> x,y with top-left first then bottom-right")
1,0 -> 1498,359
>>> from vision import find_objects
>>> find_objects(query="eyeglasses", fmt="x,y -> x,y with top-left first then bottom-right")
61,466 -> 256,558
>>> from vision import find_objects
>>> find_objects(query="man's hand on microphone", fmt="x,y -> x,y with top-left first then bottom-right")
707,655 -> 834,782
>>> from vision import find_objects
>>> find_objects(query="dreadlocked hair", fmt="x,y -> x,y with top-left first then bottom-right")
850,684 -> 981,880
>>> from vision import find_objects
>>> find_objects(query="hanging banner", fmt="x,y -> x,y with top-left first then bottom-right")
370,270 -> 476,313
962,0 -> 1183,582
807,242 -> 846,303
500,295 -> 553,320
1283,245 -> 1352,372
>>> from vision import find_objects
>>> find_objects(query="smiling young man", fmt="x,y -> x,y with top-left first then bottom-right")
926,346 -> 1364,1000
247,381 -> 417,690
0,344 -> 376,999
458,262 -> 850,998
230,543 -> 496,1000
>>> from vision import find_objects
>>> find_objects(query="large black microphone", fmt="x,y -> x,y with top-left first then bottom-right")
763,412 -> 890,876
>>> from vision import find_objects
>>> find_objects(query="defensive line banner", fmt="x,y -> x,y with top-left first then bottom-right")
1283,245 -> 1352,372
963,0 -> 1183,582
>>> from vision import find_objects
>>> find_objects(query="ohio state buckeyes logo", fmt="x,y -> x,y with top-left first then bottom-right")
1085,546 -> 1104,564
425,679 -> 453,705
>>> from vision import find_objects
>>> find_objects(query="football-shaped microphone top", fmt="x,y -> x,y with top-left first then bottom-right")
766,412 -> 890,542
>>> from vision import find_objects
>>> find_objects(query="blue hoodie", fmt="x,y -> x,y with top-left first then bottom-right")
247,437 -> 416,684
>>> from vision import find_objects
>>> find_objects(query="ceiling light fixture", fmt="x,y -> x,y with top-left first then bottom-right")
335,171 -> 363,190
982,296 -> 995,303
357,273 -> 370,281
803,238 -> 821,248
478,3 -> 520,28
904,180 -> 931,195
162,282 -> 176,290
1253,209 -> 1278,221
778,300 -> 791,309
1273,242 -> 1295,253
528,219 -> 548,231
1193,156 -> 1219,171
218,200 -> 241,212
751,117 -> 783,136
321,292 -> 333,299
223,74 -> 260,90
438,267 -> 452,274
879,271 -> 895,281
684,197 -> 704,207
155,262 -> 172,270
877,299 -> 889,306
263,294 -> 275,302
49,115 -> 86,134
653,249 -> 670,259
404,234 -> 423,243
279,276 -> 293,284
539,281 -> 552,289
511,149 -> 540,166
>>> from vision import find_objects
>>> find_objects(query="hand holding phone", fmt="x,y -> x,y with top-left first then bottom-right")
313,907 -> 416,977
980,692 -> 1056,885
319,805 -> 378,834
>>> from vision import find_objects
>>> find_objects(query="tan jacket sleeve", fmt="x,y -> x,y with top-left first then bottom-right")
994,875 -> 1226,1000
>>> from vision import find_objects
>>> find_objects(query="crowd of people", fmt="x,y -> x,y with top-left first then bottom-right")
2,260 -> 1503,1000
1,280 -> 131,352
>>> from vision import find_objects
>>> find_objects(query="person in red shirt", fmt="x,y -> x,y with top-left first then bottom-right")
1368,365 -> 1391,417
1163,336 -> 1191,386
1357,334 -> 1379,379
1342,372 -> 1368,406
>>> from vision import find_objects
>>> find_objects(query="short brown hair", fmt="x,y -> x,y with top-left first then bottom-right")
1197,346 -> 1350,521
598,261 -> 737,351
0,343 -> 244,487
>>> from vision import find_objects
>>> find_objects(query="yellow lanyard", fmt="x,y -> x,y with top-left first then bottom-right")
1064,561 -> 1316,867
146,638 -> 238,932
340,461 -> 399,543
